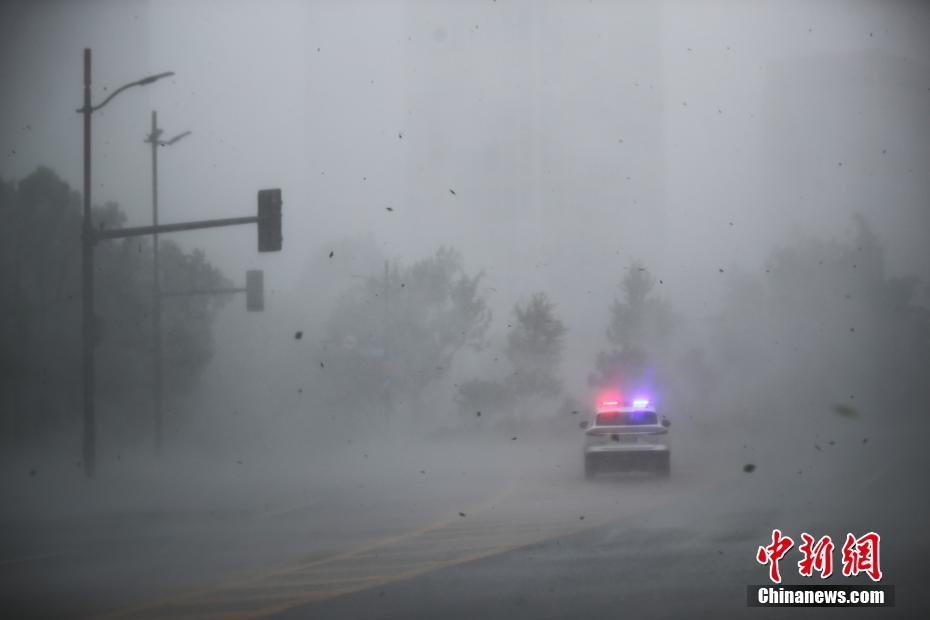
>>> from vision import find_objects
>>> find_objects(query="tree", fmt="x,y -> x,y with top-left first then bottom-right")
589,261 -> 673,394
506,292 -> 567,398
710,214 -> 930,426
319,247 -> 492,424
454,292 -> 568,425
159,243 -> 232,393
0,167 -> 231,450
606,260 -> 673,352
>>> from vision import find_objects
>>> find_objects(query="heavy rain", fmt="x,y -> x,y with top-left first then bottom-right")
1,1 -> 928,618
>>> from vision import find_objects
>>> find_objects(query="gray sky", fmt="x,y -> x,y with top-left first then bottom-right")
2,0 -> 928,395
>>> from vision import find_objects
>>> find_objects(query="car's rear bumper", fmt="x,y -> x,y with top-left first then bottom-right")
584,447 -> 669,472
585,445 -> 669,454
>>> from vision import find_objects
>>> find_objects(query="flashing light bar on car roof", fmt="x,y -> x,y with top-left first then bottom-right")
601,400 -> 619,406
632,398 -> 650,408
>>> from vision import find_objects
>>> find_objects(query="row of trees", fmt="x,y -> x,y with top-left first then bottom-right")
709,215 -> 930,423
333,214 -> 930,435
295,244 -> 572,431
0,167 -> 231,452
10,163 -> 921,449
305,243 -> 679,429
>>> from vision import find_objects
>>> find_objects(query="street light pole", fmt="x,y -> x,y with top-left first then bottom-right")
81,48 -> 96,478
149,111 -> 163,456
382,260 -> 392,429
145,111 -> 190,456
78,48 -> 174,478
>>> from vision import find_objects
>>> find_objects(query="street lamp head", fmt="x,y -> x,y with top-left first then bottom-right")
137,71 -> 175,86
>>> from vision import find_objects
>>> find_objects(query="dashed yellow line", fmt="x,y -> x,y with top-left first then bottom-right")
92,479 -> 526,620
137,546 -> 515,620
92,467 -> 705,620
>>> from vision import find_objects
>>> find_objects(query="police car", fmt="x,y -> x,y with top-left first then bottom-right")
581,397 -> 670,479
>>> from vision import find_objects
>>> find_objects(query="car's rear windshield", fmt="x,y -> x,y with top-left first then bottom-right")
595,410 -> 658,426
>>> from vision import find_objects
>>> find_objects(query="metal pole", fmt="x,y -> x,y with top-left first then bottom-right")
76,54 -> 174,478
160,287 -> 246,298
150,111 -> 164,456
383,260 -> 391,428
95,215 -> 261,240
81,48 -> 96,478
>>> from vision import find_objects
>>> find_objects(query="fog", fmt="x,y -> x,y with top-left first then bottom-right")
1,1 -> 929,618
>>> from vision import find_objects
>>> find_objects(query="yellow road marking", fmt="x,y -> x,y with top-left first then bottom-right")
139,544 -> 517,620
92,466 -> 704,620
93,479 -> 521,620
91,461 -> 733,620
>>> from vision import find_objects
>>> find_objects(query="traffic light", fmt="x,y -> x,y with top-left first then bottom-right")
246,269 -> 264,312
257,188 -> 282,252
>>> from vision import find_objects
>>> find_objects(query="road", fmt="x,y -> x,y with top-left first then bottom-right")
1,420 -> 927,619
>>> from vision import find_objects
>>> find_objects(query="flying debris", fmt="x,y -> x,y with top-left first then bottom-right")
832,403 -> 860,419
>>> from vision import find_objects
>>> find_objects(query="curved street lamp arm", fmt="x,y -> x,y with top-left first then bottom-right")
78,71 -> 175,113
163,130 -> 192,146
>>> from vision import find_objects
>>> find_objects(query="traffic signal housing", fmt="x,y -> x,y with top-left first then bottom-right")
246,269 -> 264,312
257,188 -> 282,252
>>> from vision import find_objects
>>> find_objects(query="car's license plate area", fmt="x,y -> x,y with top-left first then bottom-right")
619,435 -> 637,444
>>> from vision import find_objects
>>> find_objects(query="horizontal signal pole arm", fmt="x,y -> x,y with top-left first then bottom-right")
161,287 -> 246,298
94,214 -> 263,241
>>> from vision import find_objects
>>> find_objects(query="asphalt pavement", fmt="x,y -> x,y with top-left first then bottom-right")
1,420 -> 927,619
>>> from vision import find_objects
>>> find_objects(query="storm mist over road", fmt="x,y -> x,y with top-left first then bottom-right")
1,1 -> 929,618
